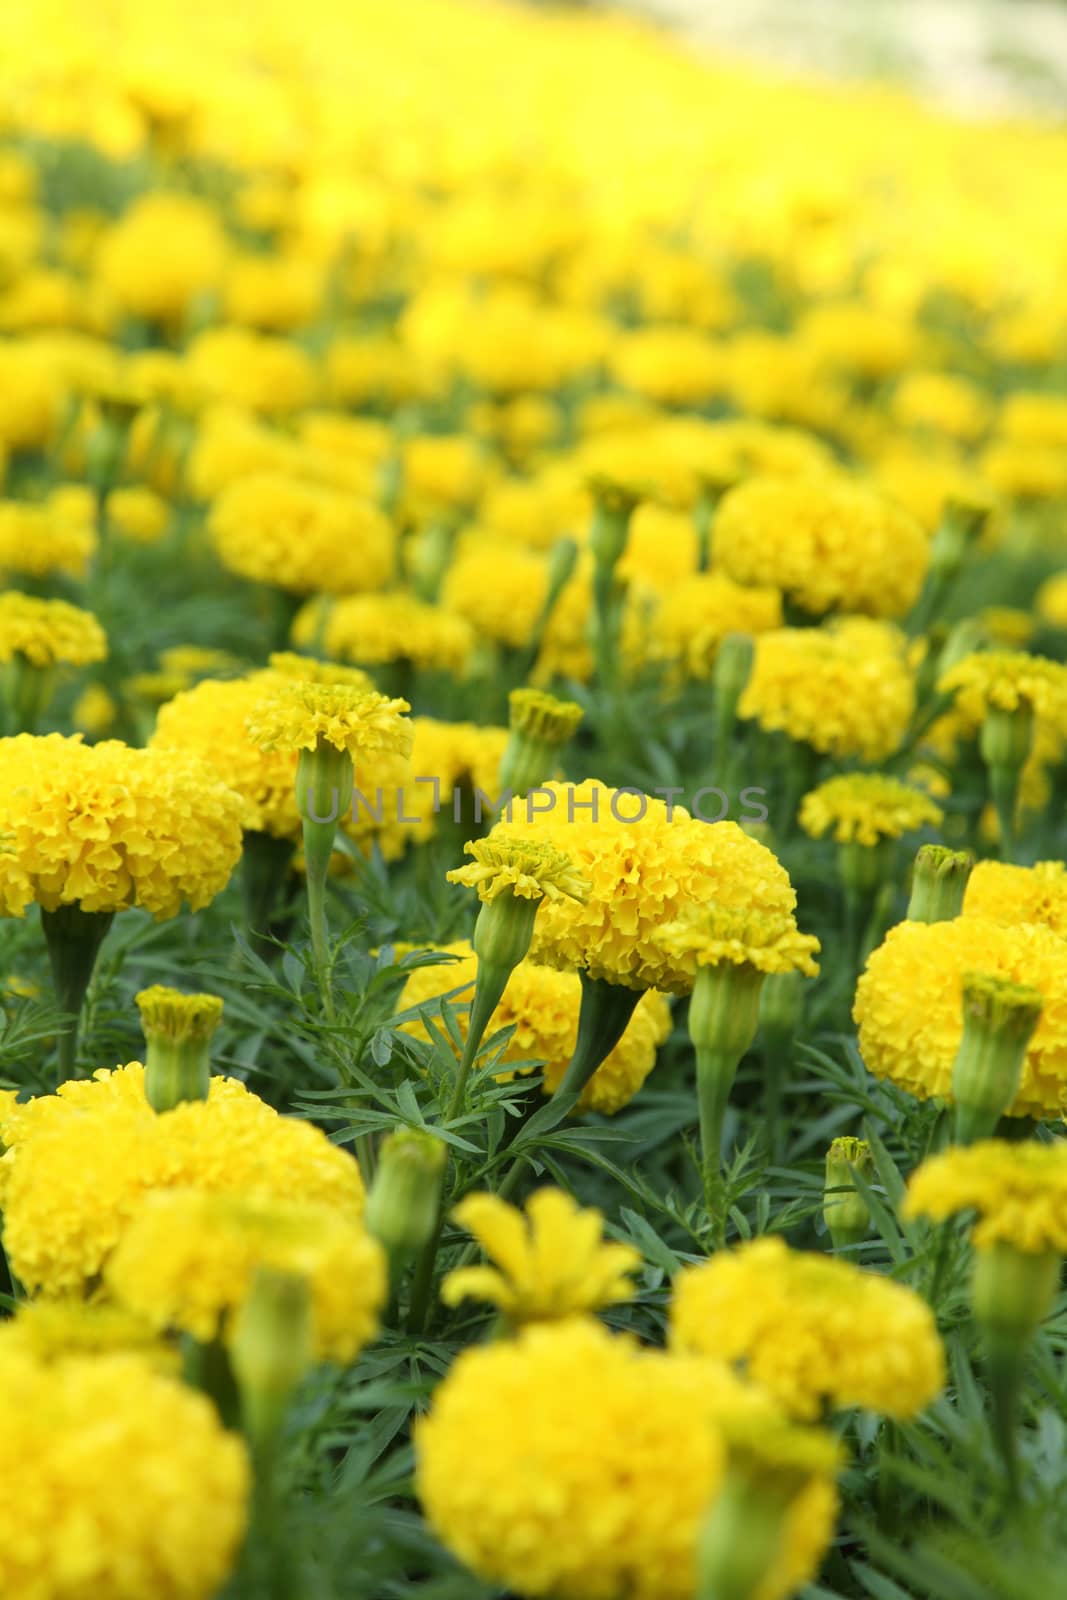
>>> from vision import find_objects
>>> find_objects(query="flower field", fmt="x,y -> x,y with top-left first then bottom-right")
3,0 -> 1067,1595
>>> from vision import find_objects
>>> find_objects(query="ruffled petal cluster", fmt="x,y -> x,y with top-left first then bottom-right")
0,592 -> 107,668
209,471 -> 395,594
447,836 -> 588,903
799,774 -> 943,845
670,1237 -> 944,1420
292,591 -> 474,674
245,680 -> 413,760
854,916 -> 1067,1117
963,859 -> 1067,940
903,1140 -> 1067,1254
416,1317 -> 840,1600
659,904 -> 820,976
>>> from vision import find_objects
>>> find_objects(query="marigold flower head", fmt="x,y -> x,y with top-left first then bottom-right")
95,191 -> 229,323
854,916 -> 1067,1118
379,717 -> 509,857
0,499 -> 97,580
398,943 -> 670,1115
0,734 -> 244,918
442,536 -> 551,650
107,1190 -> 385,1364
246,680 -> 413,760
447,837 -> 588,904
0,1346 -> 248,1598
492,781 -> 799,994
903,1140 -> 1067,1254
0,592 -> 107,669
938,650 -> 1067,724
0,1297 -> 173,1368
961,858 -> 1067,942
136,985 -> 224,1044
209,472 -> 396,595
186,326 -> 318,416
508,687 -> 584,745
739,620 -> 915,762
416,1316 -> 839,1600
106,485 -> 170,544
650,572 -> 783,680
443,1188 -> 641,1323
670,1236 -> 944,1420
266,650 -> 375,692
799,774 -> 943,846
0,1062 -> 365,1296
659,904 -> 820,977
712,473 -> 929,619
292,591 -> 474,673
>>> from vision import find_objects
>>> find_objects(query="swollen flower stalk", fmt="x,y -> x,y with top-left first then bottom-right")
971,1240 -> 1061,1501
951,974 -> 1042,1144
231,1265 -> 313,1462
906,843 -> 974,923
136,984 -> 224,1112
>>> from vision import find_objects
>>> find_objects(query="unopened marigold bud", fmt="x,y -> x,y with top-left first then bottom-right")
971,1239 -> 1061,1498
231,1266 -> 313,1455
951,973 -> 1042,1144
136,984 -> 223,1113
498,688 -> 583,797
930,495 -> 991,584
823,1137 -> 873,1250
907,844 -> 974,923
714,632 -> 755,754
838,837 -> 897,899
759,969 -> 803,1052
365,1129 -> 447,1259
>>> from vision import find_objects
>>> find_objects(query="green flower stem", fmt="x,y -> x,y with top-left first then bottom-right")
696,1046 -> 741,1248
40,903 -> 115,1080
989,764 -> 1021,864
302,825 -> 335,1023
555,973 -> 642,1102
242,830 -> 297,945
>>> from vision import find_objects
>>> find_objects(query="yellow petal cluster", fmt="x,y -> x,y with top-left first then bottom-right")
493,781 -> 799,993
0,734 -> 244,917
649,571 -> 783,680
903,1140 -> 1067,1254
799,774 -> 944,846
0,1346 -> 248,1599
0,592 -> 107,668
963,860 -> 1067,940
442,1188 -> 640,1323
209,471 -> 395,594
398,942 -> 671,1115
0,499 -> 97,580
245,680 -> 413,760
670,1236 -> 944,1420
416,1317 -> 839,1600
938,649 -> 1067,723
659,904 -> 821,977
107,1190 -> 385,1363
0,1062 -> 365,1295
712,473 -> 929,619
293,591 -> 474,674
854,916 -> 1067,1117
739,620 -> 916,762
447,836 -> 588,904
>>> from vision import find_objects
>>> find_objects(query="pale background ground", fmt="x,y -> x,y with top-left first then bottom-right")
628,0 -> 1067,113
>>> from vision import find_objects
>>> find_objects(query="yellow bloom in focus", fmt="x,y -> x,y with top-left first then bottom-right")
0,499 -> 97,580
95,191 -> 229,323
0,592 -> 106,668
0,1347 -> 249,1599
493,780 -> 799,994
0,734 -> 244,918
292,591 -> 474,674
107,1190 -> 385,1364
416,1317 -> 839,1600
854,916 -> 1067,1118
210,472 -> 396,596
799,774 -> 943,846
443,1188 -> 640,1323
903,1140 -> 1067,1254
397,943 -> 670,1115
447,837 -> 588,904
963,860 -> 1067,941
739,620 -> 916,762
0,1062 -> 366,1296
671,1236 -> 944,1420
246,680 -> 413,760
713,473 -> 929,620
659,904 -> 820,977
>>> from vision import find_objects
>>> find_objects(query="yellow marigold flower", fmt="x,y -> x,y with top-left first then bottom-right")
938,650 -> 1067,724
508,687 -> 584,746
447,837 -> 588,904
0,592 -> 106,668
267,651 -> 375,692
798,302 -> 923,380
979,607 -> 1034,650
712,473 -> 929,619
903,1140 -> 1067,1254
442,536 -> 550,649
739,619 -> 915,762
0,1347 -> 248,1597
105,484 -> 170,544
209,471 -> 395,596
95,191 -> 229,323
380,717 -> 508,857
0,1297 -> 172,1367
890,372 -> 992,442
799,774 -> 943,846
873,448 -> 998,537
185,326 -> 318,416
223,251 -> 323,331
0,735 -> 243,919
0,499 -> 97,580
397,943 -> 670,1115
493,780 -> 798,994
671,1236 -> 944,1420
659,904 -> 820,977
999,392 -> 1067,449
0,1062 -> 365,1296
442,1188 -> 640,1323
107,1190 -> 385,1364
136,984 -> 223,1043
854,917 -> 1067,1118
1037,572 -> 1067,629
416,1317 -> 839,1600
650,572 -> 783,680
980,439 -> 1067,500
246,680 -> 412,762
963,860 -> 1067,940
292,591 -> 474,674
72,682 -> 118,736
609,324 -> 728,405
